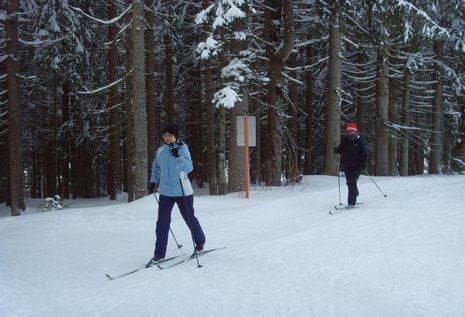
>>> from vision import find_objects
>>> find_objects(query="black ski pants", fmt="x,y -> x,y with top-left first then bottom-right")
344,167 -> 361,206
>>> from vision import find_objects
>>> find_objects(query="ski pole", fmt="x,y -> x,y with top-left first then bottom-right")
337,165 -> 342,205
153,192 -> 183,249
364,170 -> 387,198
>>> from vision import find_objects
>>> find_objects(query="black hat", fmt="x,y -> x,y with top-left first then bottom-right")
163,123 -> 180,139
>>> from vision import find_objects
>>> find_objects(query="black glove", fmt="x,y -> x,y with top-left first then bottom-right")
147,182 -> 157,194
170,148 -> 180,158
333,147 -> 339,154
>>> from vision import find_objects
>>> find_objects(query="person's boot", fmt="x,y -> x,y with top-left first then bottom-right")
195,243 -> 204,252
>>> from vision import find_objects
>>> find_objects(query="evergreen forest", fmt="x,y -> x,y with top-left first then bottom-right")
1,0 -> 464,216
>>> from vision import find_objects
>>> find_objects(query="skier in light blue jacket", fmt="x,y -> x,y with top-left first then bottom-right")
148,123 -> 206,262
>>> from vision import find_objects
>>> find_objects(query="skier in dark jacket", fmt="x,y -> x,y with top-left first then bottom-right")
334,123 -> 367,208
147,123 -> 206,262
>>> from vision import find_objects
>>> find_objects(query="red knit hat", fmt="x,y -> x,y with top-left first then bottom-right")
346,123 -> 357,133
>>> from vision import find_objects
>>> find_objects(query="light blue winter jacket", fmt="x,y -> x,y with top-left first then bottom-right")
150,141 -> 194,197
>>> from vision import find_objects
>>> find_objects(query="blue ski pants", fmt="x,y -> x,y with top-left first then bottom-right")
154,194 -> 205,258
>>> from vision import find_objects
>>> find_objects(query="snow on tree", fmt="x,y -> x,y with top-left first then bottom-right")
195,0 -> 257,109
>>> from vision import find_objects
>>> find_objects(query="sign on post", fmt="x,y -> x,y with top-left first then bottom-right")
237,116 -> 256,147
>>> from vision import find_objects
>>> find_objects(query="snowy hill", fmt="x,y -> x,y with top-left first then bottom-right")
1,175 -> 464,317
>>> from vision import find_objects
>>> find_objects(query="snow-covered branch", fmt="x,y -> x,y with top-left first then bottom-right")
396,0 -> 449,38
77,69 -> 134,95
19,36 -> 65,47
65,2 -> 132,25
104,21 -> 132,47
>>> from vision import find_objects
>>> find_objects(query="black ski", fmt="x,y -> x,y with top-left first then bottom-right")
106,253 -> 186,280
157,247 -> 226,270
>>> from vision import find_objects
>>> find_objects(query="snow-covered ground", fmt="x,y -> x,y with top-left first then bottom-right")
1,174 -> 464,317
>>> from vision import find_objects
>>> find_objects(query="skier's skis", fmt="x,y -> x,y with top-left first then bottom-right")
329,203 -> 363,215
329,207 -> 350,215
107,247 -> 226,279
106,254 -> 186,280
157,246 -> 226,270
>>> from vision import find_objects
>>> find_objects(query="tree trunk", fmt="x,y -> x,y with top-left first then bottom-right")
70,138 -> 78,198
287,52 -> 299,182
453,99 -> 465,172
204,59 -> 218,194
0,142 -> 7,203
165,35 -> 175,123
6,0 -> 25,215
45,84 -> 58,197
145,0 -> 157,179
188,67 -> 204,187
399,70 -> 410,176
132,0 -> 148,200
356,51 -> 367,135
0,77 -> 7,203
228,105 -> 241,193
108,0 -> 121,200
266,72 -> 283,186
375,46 -> 390,176
124,0 -> 134,201
228,87 -> 250,193
217,106 -> 227,194
388,72 -> 399,176
262,0 -> 294,186
304,44 -> 314,175
224,0 -> 251,192
250,97 -> 261,185
412,135 -> 424,175
61,83 -> 71,199
325,6 -> 341,176
30,143 -> 39,198
429,40 -> 444,174
53,86 -> 62,196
